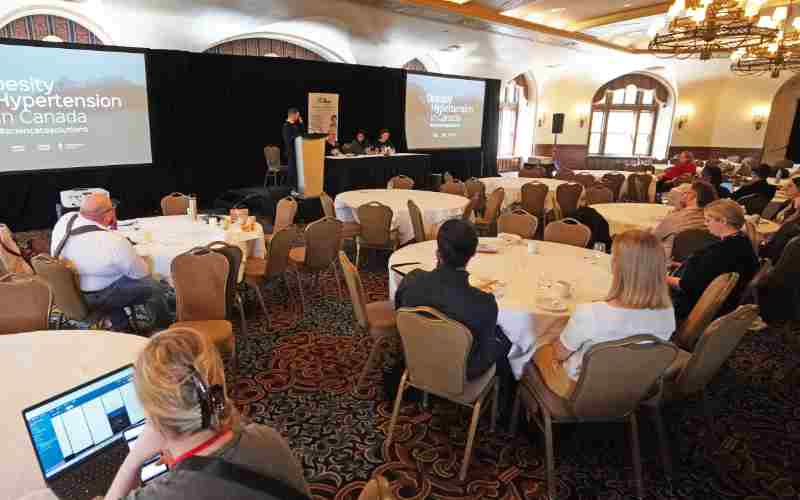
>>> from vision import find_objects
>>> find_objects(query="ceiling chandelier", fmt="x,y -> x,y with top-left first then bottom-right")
731,3 -> 800,77
649,0 -> 778,60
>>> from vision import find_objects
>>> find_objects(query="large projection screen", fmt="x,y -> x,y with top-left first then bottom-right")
405,73 -> 486,150
0,44 -> 152,173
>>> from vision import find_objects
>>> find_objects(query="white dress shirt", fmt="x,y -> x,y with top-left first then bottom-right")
50,213 -> 149,292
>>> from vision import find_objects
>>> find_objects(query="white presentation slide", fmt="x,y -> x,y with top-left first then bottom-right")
51,415 -> 73,458
101,389 -> 124,413
405,73 -> 486,150
0,44 -> 152,173
120,382 -> 145,424
82,399 -> 113,444
61,407 -> 93,454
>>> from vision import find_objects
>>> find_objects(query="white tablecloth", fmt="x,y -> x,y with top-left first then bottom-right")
1,331 -> 147,500
388,239 -> 613,378
325,152 -> 425,160
573,170 -> 634,179
116,215 -> 266,283
593,203 -> 674,236
480,177 -> 571,213
334,189 -> 468,244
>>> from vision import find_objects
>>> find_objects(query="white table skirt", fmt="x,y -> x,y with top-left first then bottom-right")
1,331 -> 147,500
334,189 -> 468,244
592,203 -> 674,236
389,239 -> 612,379
117,215 -> 266,283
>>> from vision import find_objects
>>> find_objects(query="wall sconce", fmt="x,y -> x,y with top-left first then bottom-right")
538,110 -> 548,128
752,106 -> 769,130
575,105 -> 590,128
676,105 -> 693,130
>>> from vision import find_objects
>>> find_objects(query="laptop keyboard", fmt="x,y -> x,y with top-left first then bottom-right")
51,442 -> 129,500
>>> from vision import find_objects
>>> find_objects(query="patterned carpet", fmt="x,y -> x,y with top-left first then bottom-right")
15,231 -> 800,499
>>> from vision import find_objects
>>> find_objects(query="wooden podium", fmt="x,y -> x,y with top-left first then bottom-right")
294,133 -> 326,199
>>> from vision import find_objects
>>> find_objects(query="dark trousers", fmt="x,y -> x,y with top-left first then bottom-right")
83,276 -> 171,330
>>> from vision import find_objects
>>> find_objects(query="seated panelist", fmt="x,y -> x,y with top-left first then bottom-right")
374,129 -> 395,154
349,130 -> 370,155
324,130 -> 340,156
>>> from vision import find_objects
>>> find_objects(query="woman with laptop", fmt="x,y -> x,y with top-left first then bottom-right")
104,327 -> 310,500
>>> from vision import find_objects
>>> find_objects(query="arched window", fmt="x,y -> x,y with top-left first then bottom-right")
588,74 -> 671,157
206,38 -> 325,61
0,15 -> 103,44
403,58 -> 427,72
498,75 -> 532,158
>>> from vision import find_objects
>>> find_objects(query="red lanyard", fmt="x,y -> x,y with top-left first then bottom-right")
171,429 -> 231,466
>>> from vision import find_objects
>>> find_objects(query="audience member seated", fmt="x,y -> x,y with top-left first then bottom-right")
774,176 -> 800,223
349,130 -> 370,155
653,181 -> 717,259
105,327 -> 310,500
50,194 -> 170,331
760,178 -> 800,263
657,151 -> 697,193
324,130 -> 340,156
701,164 -> 731,199
394,220 -> 513,405
667,199 -> 759,322
374,129 -> 395,154
534,230 -> 675,398
732,164 -> 777,202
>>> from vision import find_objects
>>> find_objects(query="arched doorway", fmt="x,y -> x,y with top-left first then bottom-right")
763,74 -> 800,164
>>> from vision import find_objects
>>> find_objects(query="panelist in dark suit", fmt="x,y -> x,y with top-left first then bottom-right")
349,130 -> 370,155
324,130 -> 340,156
375,129 -> 395,153
732,164 -> 777,202
282,107 -> 304,190
395,219 -> 511,381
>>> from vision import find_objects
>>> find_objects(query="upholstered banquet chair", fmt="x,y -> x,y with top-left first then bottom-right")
521,182 -> 550,235
461,195 -> 481,223
269,196 -> 298,242
355,202 -> 400,267
672,273 -> 739,351
388,307 -> 500,481
584,185 -> 615,206
245,227 -> 296,329
497,209 -> 538,240
574,173 -> 597,188
0,273 -> 52,334
519,165 -> 547,178
738,193 -> 770,216
0,223 -> 33,275
388,175 -> 414,190
160,192 -> 190,216
671,229 -> 719,263
554,168 -> 576,181
624,174 -> 653,203
407,200 -> 427,243
356,475 -> 396,500
263,145 -> 287,187
555,183 -> 583,218
440,180 -> 467,197
206,241 -> 247,333
465,178 -> 487,215
320,192 -> 361,245
31,254 -> 100,329
544,218 -> 591,248
474,188 -> 505,236
601,173 -> 626,201
511,335 -> 678,500
170,249 -> 237,372
339,252 -> 398,388
289,217 -> 343,312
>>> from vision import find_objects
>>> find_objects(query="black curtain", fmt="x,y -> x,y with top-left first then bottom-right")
787,98 -> 800,163
0,45 -> 500,230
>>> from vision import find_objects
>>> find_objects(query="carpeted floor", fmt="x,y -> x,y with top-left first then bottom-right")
17,230 -> 800,500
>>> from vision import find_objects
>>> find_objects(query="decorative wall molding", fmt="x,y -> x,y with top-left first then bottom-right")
0,6 -> 110,44
0,13 -> 104,44
206,37 -> 324,61
206,30 -> 350,63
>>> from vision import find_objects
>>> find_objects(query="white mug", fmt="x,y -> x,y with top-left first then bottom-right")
527,240 -> 537,255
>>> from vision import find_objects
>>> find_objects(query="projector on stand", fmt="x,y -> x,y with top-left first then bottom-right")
57,188 -> 110,219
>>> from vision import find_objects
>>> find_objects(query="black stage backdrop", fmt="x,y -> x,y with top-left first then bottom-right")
0,45 -> 500,230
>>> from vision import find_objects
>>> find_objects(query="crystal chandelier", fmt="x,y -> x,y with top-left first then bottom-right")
731,3 -> 800,77
649,0 -> 778,60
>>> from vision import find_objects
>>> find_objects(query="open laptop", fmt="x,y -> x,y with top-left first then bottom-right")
22,365 -> 167,500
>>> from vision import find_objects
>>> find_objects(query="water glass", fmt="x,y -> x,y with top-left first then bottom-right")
593,242 -> 606,254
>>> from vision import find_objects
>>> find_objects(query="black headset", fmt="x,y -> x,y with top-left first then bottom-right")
185,365 -> 226,429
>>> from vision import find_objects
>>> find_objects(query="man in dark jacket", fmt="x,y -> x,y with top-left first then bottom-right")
733,164 -> 777,202
282,107 -> 304,191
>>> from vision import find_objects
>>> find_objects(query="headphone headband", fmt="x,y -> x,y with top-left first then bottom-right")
186,365 -> 226,429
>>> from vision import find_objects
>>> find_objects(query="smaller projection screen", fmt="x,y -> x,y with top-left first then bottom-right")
0,43 -> 152,173
405,73 -> 486,150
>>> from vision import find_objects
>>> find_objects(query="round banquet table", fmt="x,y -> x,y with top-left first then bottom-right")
334,189 -> 469,244
592,203 -> 674,236
388,238 -> 613,379
116,215 -> 266,283
573,169 -> 633,178
1,331 -> 148,500
480,177 -> 570,213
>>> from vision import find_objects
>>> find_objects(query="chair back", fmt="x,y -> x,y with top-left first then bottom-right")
521,182 -> 549,217
674,272 -> 739,350
407,200 -> 427,243
556,183 -> 583,217
264,145 -> 282,169
771,235 -> 800,281
625,174 -> 653,203
520,165 -> 547,178
389,175 -> 414,190
273,196 -> 298,234
601,173 -> 626,201
464,178 -> 487,206
461,195 -> 480,222
172,249 -> 229,322
0,224 -> 33,274
440,180 -> 467,197
544,218 -> 591,248
356,475 -> 396,500
555,168 -> 576,181
674,305 -> 758,397
570,335 -> 677,418
303,217 -> 342,270
160,192 -> 190,216
339,252 -> 369,329
738,193 -> 770,216
498,210 -> 538,239
31,255 -> 89,320
483,188 -> 505,223
320,192 -> 336,218
206,241 -> 243,319
396,307 -> 474,396
574,173 -> 597,188
357,202 -> 394,247
584,185 -> 614,205
671,229 -> 720,262
0,273 -> 52,334
265,228 -> 296,279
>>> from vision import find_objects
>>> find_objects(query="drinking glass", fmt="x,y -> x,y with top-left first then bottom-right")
592,242 -> 606,265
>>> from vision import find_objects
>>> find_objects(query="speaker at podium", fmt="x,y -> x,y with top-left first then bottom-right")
294,133 -> 327,199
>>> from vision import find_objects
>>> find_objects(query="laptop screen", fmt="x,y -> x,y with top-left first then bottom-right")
23,365 -> 145,480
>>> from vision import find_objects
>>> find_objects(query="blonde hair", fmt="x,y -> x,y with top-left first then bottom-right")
606,230 -> 672,309
134,327 -> 238,437
704,199 -> 745,230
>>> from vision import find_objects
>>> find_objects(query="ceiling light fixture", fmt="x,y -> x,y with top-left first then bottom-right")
731,0 -> 800,77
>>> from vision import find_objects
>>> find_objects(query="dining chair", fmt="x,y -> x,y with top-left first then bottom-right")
601,173 -> 626,201
0,273 -> 52,334
170,248 -> 236,373
671,229 -> 719,263
584,185 -> 615,206
269,196 -> 298,241
320,192 -> 361,244
511,335 -> 678,500
440,180 -> 467,197
544,218 -> 592,248
461,195 -> 481,223
264,145 -> 287,187
289,217 -> 343,313
738,193 -> 770,216
160,192 -> 190,216
574,173 -> 597,188
555,183 -> 583,218
464,178 -> 487,216
244,227 -> 296,330
407,199 -> 427,243
554,168 -> 576,181
497,209 -> 538,239
206,241 -> 247,334
0,223 -> 33,275
672,272 -> 739,351
339,252 -> 398,388
388,307 -> 499,481
355,202 -> 400,268
474,188 -> 505,236
356,475 -> 396,500
624,174 -> 653,203
519,165 -> 547,178
388,175 -> 414,190
31,254 -> 108,329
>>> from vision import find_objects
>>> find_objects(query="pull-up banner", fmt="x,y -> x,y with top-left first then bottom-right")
307,92 -> 339,140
